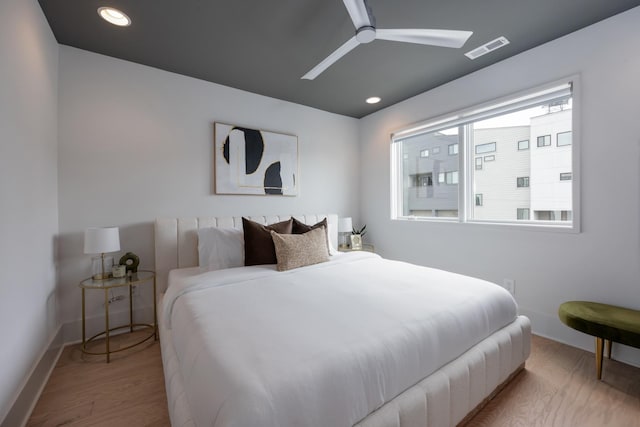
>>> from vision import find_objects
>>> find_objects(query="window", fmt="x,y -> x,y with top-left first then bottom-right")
517,208 -> 530,220
438,171 -> 459,184
432,146 -> 440,154
445,171 -> 458,184
475,157 -> 483,170
557,131 -> 572,146
411,173 -> 433,187
475,142 -> 496,154
420,149 -> 429,158
391,78 -> 577,229
517,176 -> 529,188
537,135 -> 551,147
531,210 -> 571,221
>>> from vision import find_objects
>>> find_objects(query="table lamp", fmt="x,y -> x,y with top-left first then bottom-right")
84,227 -> 120,280
338,217 -> 353,248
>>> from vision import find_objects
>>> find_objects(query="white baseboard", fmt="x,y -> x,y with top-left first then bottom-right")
519,306 -> 640,369
0,326 -> 64,427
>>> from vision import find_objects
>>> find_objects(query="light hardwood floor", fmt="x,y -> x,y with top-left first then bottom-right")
27,334 -> 640,426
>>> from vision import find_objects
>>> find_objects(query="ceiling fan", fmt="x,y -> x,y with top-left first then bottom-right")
302,0 -> 473,80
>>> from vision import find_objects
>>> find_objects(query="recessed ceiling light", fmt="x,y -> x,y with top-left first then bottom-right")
366,97 -> 381,104
98,7 -> 131,27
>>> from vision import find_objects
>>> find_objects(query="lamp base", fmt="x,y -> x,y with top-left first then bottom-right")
91,255 -> 113,280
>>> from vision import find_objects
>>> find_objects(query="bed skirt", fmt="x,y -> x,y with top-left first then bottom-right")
159,292 -> 530,427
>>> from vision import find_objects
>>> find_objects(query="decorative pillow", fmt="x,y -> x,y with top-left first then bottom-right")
243,217 -> 293,266
197,227 -> 244,270
270,227 -> 329,271
291,217 -> 331,256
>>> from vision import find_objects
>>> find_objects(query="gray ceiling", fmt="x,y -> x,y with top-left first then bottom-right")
38,0 -> 640,118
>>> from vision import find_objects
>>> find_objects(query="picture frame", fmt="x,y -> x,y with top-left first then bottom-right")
350,234 -> 363,250
214,122 -> 298,196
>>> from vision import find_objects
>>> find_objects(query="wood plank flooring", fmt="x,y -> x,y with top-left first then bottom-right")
27,334 -> 640,426
465,335 -> 640,427
27,331 -> 169,427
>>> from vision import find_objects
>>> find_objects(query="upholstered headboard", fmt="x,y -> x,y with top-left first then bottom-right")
154,214 -> 338,292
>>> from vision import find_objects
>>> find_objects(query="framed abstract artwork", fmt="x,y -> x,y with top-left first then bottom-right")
214,123 -> 298,196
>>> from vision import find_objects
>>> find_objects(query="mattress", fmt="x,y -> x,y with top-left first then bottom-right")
161,252 -> 525,427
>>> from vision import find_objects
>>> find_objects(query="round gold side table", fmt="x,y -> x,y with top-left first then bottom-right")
79,270 -> 157,363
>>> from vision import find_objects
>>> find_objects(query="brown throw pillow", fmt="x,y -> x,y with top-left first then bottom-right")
243,217 -> 293,266
270,227 -> 329,271
292,217 -> 330,256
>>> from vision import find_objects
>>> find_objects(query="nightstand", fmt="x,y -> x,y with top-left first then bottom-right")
338,244 -> 375,253
79,270 -> 157,362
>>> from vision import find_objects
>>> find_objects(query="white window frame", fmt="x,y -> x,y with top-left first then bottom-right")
390,76 -> 581,233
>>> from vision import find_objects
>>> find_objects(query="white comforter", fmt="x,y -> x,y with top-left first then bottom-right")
162,252 -> 517,427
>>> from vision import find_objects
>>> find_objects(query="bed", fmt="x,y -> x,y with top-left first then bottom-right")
155,214 -> 531,427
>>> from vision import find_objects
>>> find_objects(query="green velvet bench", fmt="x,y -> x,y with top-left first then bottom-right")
559,301 -> 640,379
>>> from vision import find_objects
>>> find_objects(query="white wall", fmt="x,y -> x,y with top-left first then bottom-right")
0,0 -> 59,422
359,7 -> 640,365
57,46 -> 361,338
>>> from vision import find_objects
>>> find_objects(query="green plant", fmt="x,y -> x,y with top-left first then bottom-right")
352,224 -> 367,237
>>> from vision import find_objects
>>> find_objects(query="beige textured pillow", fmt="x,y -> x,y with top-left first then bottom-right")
270,227 -> 329,272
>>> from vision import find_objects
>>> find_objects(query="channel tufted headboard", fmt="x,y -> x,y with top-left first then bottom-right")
154,214 -> 338,292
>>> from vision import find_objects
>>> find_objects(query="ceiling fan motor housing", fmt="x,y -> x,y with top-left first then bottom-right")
356,26 -> 376,43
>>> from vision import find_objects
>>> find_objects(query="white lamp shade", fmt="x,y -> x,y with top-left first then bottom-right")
338,217 -> 353,233
84,227 -> 121,254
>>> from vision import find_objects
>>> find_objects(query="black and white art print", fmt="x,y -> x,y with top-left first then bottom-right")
214,123 -> 298,196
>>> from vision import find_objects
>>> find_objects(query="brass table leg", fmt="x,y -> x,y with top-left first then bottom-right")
595,337 -> 604,380
606,339 -> 612,359
105,289 -> 110,363
81,288 -> 86,350
153,276 -> 158,340
129,284 -> 134,333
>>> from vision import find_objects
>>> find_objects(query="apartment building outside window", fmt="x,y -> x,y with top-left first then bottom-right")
391,78 -> 578,230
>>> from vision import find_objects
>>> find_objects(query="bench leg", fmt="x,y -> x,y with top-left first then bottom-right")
595,337 -> 604,380
606,339 -> 612,359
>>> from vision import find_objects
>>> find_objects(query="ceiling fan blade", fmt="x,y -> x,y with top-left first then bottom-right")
301,36 -> 360,80
376,29 -> 473,48
343,0 -> 373,29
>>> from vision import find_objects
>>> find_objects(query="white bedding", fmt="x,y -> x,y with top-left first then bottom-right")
162,252 -> 518,427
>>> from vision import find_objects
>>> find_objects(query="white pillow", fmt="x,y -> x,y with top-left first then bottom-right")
197,227 -> 244,270
326,222 -> 339,255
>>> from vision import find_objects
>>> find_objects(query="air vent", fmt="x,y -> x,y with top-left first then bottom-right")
465,36 -> 510,60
